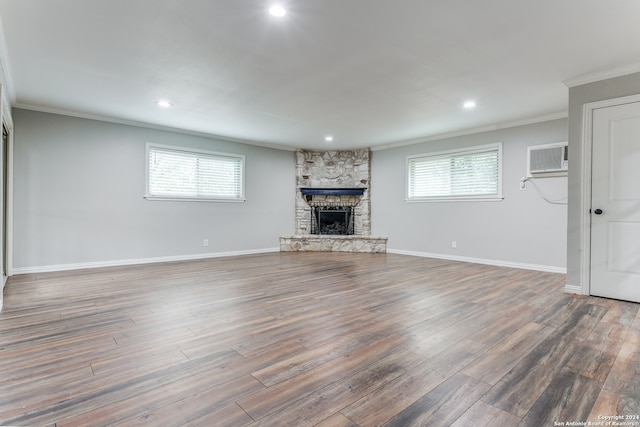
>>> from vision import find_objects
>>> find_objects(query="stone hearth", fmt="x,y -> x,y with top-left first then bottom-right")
280,149 -> 387,253
280,235 -> 387,253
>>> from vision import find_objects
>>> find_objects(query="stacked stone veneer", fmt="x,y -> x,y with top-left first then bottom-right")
280,235 -> 387,253
280,149 -> 387,253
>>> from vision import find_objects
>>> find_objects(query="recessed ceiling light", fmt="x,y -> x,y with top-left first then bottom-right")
156,99 -> 172,108
325,136 -> 334,142
269,5 -> 286,17
463,100 -> 477,109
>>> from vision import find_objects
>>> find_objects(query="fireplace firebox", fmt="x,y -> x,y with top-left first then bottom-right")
311,206 -> 354,235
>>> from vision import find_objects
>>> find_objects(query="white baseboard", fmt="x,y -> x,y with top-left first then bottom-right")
12,247 -> 281,275
11,246 -> 569,279
387,248 -> 567,274
0,276 -> 5,312
564,284 -> 585,295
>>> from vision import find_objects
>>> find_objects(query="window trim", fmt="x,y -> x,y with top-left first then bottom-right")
144,143 -> 246,202
406,142 -> 504,202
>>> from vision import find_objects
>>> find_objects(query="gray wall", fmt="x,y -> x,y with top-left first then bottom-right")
566,72 -> 640,291
13,109 -> 295,271
12,108 -> 573,273
371,118 -> 568,271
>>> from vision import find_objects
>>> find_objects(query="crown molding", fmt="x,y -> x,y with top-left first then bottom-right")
15,102 -> 571,154
13,103 -> 298,152
371,111 -> 568,151
563,62 -> 640,88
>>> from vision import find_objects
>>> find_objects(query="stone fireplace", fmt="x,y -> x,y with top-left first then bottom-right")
280,149 -> 387,253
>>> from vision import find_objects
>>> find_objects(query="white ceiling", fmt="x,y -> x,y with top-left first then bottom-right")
1,0 -> 639,150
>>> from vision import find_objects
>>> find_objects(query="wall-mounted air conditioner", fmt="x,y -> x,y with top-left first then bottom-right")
527,142 -> 568,176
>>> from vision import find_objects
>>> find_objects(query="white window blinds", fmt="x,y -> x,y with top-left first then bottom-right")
146,144 -> 244,201
407,143 -> 502,201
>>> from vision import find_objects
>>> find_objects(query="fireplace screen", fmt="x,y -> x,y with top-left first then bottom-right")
311,206 -> 354,235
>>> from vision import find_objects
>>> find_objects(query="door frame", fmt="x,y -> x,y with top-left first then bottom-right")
0,89 -> 11,310
579,93 -> 640,296
2,122 -> 11,279
0,92 -> 12,280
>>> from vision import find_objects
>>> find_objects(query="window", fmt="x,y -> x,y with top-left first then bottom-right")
407,143 -> 503,201
145,143 -> 245,201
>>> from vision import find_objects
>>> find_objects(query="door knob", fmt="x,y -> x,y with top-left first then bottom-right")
594,208 -> 603,215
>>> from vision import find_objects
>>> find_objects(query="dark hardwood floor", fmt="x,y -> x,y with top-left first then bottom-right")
0,252 -> 638,426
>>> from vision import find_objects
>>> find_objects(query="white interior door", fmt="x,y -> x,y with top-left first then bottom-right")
590,100 -> 640,302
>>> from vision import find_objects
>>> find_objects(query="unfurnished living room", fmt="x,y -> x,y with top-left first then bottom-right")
0,1 -> 639,426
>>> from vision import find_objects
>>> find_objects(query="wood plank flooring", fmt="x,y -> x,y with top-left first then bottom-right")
0,252 -> 639,426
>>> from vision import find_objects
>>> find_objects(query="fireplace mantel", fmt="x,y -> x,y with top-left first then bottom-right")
300,187 -> 366,196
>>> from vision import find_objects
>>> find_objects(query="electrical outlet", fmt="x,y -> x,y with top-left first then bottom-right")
451,241 -> 457,249
203,239 -> 209,247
